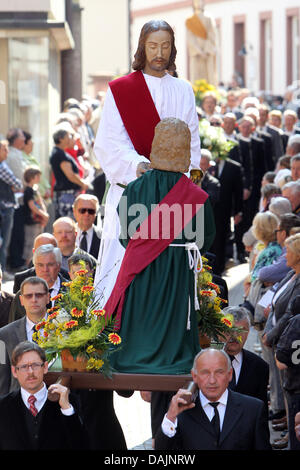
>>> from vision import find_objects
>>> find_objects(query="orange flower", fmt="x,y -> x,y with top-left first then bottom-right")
47,306 -> 59,313
75,269 -> 88,276
92,309 -> 105,317
108,333 -> 121,345
207,282 -> 220,293
36,321 -> 46,331
51,294 -> 63,301
48,312 -> 59,320
81,286 -> 94,293
64,320 -> 78,329
43,331 -> 49,337
221,318 -> 233,328
200,290 -> 213,297
71,307 -> 84,318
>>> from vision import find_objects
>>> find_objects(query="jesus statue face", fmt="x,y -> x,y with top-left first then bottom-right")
143,29 -> 172,77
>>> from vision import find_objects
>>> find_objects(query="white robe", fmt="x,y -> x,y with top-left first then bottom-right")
93,72 -> 201,304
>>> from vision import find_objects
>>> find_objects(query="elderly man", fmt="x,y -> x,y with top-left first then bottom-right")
286,134 -> 300,157
52,216 -> 79,271
155,348 -> 271,450
223,306 -> 269,410
0,140 -> 23,278
73,194 -> 101,259
282,180 -> 300,216
13,232 -> 70,294
9,244 -> 67,323
0,277 -> 50,395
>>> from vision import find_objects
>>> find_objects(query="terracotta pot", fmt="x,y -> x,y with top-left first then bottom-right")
198,333 -> 211,349
61,349 -> 88,372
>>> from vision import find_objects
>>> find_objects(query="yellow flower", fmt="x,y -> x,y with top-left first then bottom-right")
108,333 -> 122,345
86,345 -> 96,354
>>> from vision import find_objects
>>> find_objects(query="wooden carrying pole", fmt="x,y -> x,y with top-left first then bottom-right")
45,371 -> 192,391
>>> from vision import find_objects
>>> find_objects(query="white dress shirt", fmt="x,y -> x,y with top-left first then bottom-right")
162,389 -> 229,438
21,383 -> 74,416
76,226 -> 94,253
230,351 -> 243,383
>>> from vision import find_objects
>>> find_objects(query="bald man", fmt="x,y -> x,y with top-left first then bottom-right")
155,349 -> 271,450
13,232 -> 70,293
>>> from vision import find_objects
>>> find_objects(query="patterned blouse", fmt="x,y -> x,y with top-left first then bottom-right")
251,241 -> 282,282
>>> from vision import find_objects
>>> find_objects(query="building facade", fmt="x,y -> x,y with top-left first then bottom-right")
131,0 -> 300,96
0,0 -> 75,178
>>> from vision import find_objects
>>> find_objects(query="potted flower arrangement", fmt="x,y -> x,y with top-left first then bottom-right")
197,257 -> 242,346
33,263 -> 121,376
199,119 -> 237,161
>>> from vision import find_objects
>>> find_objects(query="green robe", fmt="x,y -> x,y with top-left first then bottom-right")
110,169 -> 215,374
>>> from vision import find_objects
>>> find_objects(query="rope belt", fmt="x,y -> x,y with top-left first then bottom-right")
169,242 -> 202,329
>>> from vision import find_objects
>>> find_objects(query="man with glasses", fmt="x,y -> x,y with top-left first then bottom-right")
0,341 -> 87,450
73,194 -> 102,260
0,277 -> 50,396
9,244 -> 68,323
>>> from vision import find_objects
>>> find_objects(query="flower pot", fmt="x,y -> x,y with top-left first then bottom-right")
61,349 -> 88,372
199,333 -> 211,349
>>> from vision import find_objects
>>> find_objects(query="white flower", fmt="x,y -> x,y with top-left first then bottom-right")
203,137 -> 212,147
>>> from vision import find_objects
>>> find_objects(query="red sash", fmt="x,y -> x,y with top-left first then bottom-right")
104,175 -> 208,328
109,71 -> 160,159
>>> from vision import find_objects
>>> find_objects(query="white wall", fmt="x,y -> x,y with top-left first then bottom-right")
81,0 -> 130,94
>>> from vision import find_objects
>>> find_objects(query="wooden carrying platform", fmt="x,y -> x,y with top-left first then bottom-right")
45,371 -> 192,391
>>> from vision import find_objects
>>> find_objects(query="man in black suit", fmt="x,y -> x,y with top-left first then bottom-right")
209,155 -> 243,275
0,341 -> 87,450
13,232 -> 70,294
155,349 -> 271,450
0,277 -> 50,395
73,194 -> 101,260
9,244 -> 68,323
223,306 -> 269,411
257,104 -> 284,165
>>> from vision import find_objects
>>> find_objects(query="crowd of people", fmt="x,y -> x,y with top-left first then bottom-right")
0,18 -> 300,452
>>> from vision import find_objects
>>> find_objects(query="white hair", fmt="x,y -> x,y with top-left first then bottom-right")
33,244 -> 62,265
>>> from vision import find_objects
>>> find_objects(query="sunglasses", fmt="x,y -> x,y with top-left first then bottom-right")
77,208 -> 96,215
21,292 -> 48,299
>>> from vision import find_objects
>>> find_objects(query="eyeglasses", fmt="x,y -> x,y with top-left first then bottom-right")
275,229 -> 283,234
210,122 -> 222,127
77,208 -> 96,215
21,292 -> 48,299
15,362 -> 44,372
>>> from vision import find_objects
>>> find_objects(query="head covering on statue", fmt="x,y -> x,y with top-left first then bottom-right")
150,118 -> 191,173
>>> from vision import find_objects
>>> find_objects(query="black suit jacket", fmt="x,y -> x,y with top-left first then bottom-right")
0,291 -> 15,328
155,390 -> 271,450
212,158 -> 244,221
0,390 -> 87,450
9,273 -> 68,323
229,349 -> 269,411
89,226 -> 101,259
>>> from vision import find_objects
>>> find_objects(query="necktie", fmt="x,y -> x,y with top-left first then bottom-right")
32,324 -> 37,343
28,395 -> 38,417
80,231 -> 88,252
228,354 -> 237,389
209,402 -> 220,442
46,289 -> 53,310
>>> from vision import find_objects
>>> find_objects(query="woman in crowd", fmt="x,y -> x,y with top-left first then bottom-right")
50,125 -> 90,219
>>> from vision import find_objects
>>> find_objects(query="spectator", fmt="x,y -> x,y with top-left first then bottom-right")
22,167 -> 49,266
22,131 -> 51,200
282,180 -> 300,216
0,140 -> 22,278
290,154 -> 300,181
50,125 -> 90,219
